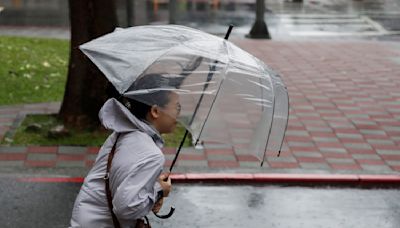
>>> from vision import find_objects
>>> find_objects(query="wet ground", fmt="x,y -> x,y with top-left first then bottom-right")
1,178 -> 399,228
1,0 -> 400,40
1,2 -> 400,227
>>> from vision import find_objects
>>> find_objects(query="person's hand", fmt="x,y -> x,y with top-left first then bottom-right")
152,197 -> 164,213
158,173 -> 172,197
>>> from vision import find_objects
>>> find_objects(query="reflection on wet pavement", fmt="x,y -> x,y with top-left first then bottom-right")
148,184 -> 400,228
1,179 -> 400,227
1,0 -> 400,39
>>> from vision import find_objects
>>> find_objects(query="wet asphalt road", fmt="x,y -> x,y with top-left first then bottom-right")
1,179 -> 399,228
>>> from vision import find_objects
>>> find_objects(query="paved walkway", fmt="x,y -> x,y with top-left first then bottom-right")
234,39 -> 400,175
1,39 -> 400,178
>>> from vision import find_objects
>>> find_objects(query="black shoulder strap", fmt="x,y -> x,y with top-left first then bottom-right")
104,133 -> 121,228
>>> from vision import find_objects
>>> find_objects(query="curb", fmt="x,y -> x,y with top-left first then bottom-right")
17,173 -> 400,186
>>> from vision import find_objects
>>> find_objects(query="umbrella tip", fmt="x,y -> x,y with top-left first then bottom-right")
224,25 -> 234,40
194,138 -> 200,146
277,151 -> 281,157
260,161 -> 264,167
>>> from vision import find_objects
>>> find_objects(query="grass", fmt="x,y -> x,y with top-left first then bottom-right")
9,114 -> 192,147
0,36 -> 68,105
11,114 -> 107,146
162,122 -> 192,147
0,36 -> 192,147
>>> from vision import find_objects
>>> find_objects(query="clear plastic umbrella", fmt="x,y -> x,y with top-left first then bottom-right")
80,24 -> 289,167
81,24 -> 289,219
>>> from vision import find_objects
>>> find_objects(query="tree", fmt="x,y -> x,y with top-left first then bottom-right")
59,0 -> 118,129
247,0 -> 271,39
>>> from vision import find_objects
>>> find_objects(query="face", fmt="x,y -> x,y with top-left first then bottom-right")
150,92 -> 181,134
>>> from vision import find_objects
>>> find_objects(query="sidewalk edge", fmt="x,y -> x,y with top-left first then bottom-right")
17,173 -> 400,185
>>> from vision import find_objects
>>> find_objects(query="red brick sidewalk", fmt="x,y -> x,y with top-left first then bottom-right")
234,39 -> 400,173
1,40 -> 400,175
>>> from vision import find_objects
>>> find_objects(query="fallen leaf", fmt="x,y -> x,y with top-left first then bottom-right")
23,73 -> 32,79
49,72 -> 60,77
42,61 -> 51,67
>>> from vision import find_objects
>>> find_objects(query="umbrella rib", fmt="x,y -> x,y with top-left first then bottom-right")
169,25 -> 234,173
123,39 -> 205,94
168,62 -> 221,173
194,71 -> 227,146
260,79 -> 276,167
192,38 -> 231,146
276,85 -> 290,156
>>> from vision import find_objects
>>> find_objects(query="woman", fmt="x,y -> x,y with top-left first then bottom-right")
70,74 -> 181,227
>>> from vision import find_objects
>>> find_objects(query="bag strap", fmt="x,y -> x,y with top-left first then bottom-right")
104,133 -> 121,228
104,133 -> 151,228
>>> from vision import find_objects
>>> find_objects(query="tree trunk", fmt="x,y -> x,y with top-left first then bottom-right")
59,0 -> 118,129
247,0 -> 270,39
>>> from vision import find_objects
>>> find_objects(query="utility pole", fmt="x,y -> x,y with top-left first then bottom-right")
169,0 -> 176,24
126,0 -> 134,26
247,0 -> 270,39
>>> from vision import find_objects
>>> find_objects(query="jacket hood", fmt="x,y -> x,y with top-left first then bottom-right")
99,98 -> 164,148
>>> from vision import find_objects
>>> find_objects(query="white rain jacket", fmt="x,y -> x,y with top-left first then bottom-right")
70,98 -> 165,228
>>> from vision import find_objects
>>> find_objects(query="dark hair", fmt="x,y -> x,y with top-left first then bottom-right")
121,73 -> 175,120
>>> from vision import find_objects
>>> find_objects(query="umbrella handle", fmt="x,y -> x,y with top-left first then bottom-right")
154,173 -> 174,219
153,207 -> 175,219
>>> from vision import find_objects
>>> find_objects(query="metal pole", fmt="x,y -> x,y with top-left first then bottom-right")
157,25 -> 234,220
247,0 -> 270,39
169,0 -> 176,24
126,0 -> 134,26
168,25 -> 234,173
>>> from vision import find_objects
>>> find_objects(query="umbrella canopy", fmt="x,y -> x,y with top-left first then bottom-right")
80,25 -> 289,163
